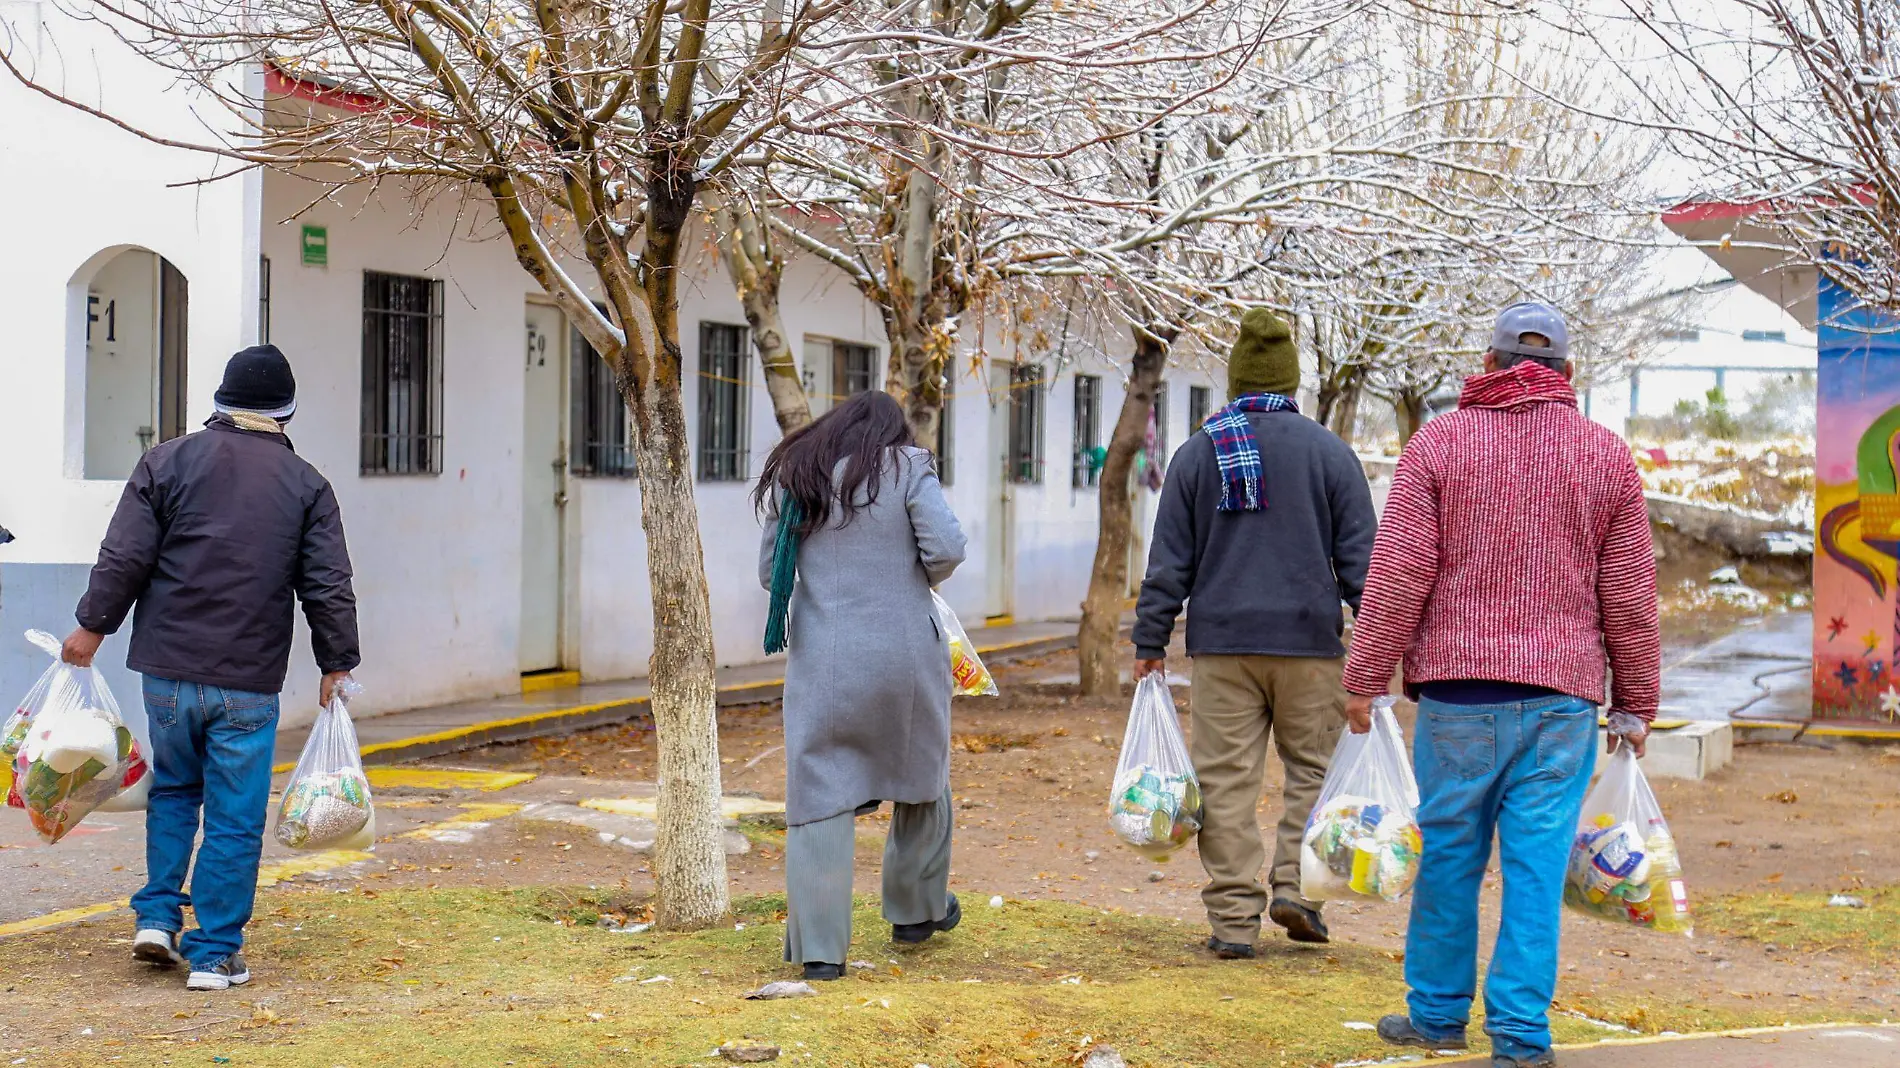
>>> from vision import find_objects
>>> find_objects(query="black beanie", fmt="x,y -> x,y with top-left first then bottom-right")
214,344 -> 298,417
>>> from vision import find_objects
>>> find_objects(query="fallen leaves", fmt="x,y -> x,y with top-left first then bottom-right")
1766,789 -> 1799,804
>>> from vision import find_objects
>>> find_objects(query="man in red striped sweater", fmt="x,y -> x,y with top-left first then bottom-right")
1341,303 -> 1660,1068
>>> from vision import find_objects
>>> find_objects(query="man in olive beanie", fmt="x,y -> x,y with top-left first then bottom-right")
1134,308 -> 1376,955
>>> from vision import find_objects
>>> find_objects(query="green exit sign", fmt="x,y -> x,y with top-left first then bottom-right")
301,224 -> 328,267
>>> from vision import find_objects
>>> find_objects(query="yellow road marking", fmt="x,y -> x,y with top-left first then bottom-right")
582,796 -> 785,819
1734,721 -> 1900,739
1427,1021 -> 1897,1062
0,803 -> 520,942
0,848 -> 374,941
397,802 -> 523,838
0,900 -> 128,940
364,767 -> 537,792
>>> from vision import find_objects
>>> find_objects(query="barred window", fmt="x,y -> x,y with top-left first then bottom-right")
360,271 -> 444,476
935,375 -> 955,486
1072,374 -> 1102,488
1188,385 -> 1211,431
571,323 -> 636,478
1006,363 -> 1045,485
698,322 -> 751,482
833,341 -> 877,398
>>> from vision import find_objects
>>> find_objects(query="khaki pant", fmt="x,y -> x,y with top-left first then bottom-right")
1191,654 -> 1346,943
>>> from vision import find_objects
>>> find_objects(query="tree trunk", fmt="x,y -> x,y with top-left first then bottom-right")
1395,390 -> 1427,447
1329,380 -> 1362,445
884,302 -> 946,449
623,168 -> 730,931
1077,329 -> 1170,698
707,188 -> 810,434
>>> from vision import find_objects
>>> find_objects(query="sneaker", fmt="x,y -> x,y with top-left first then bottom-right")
186,954 -> 252,991
1205,935 -> 1256,960
802,962 -> 845,982
1269,898 -> 1331,944
132,929 -> 183,968
1493,1053 -> 1556,1067
892,894 -> 961,945
1376,1014 -> 1469,1051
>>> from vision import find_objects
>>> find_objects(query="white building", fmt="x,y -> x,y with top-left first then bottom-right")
1581,278 -> 1817,436
0,20 -> 1218,725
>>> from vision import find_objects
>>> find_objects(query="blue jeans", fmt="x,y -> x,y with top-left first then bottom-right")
129,676 -> 281,970
1403,694 -> 1597,1061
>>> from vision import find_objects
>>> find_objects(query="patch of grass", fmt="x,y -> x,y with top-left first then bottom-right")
6,889 -> 1884,1068
1698,886 -> 1900,961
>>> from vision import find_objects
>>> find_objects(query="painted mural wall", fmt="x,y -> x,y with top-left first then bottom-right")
1814,275 -> 1900,722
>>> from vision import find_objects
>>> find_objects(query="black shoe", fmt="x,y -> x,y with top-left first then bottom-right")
1205,935 -> 1256,960
1493,1054 -> 1555,1068
802,962 -> 845,981
892,894 -> 961,945
1269,898 -> 1331,944
1376,1014 -> 1468,1051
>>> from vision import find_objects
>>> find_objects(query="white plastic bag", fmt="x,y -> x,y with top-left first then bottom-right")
1564,746 -> 1693,935
1107,674 -> 1203,860
932,591 -> 998,697
275,681 -> 376,851
4,630 -> 150,842
1300,696 -> 1423,903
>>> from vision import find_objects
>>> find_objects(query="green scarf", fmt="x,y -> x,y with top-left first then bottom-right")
763,493 -> 803,655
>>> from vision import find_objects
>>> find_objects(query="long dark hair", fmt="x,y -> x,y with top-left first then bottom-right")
754,390 -> 916,537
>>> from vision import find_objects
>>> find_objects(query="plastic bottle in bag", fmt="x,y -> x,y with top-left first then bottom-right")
275,681 -> 377,851
4,630 -> 150,842
1300,696 -> 1423,903
1563,746 -> 1693,936
1108,674 -> 1203,860
931,591 -> 998,697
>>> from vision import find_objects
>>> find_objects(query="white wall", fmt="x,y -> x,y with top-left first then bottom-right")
0,14 -> 1219,723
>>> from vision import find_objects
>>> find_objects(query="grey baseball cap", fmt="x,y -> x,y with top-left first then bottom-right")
1491,302 -> 1569,362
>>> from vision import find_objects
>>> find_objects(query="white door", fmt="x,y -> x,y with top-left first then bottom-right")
520,304 -> 566,673
985,360 -> 1016,620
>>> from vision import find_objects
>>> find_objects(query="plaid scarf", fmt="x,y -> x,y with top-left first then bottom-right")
1203,392 -> 1299,512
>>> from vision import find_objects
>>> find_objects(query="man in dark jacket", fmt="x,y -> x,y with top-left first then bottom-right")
1133,308 -> 1376,956
61,344 -> 359,992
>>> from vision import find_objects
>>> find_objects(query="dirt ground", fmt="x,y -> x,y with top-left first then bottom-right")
448,637 -> 1900,1019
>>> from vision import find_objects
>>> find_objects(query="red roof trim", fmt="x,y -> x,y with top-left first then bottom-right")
1663,186 -> 1876,225
265,66 -> 390,115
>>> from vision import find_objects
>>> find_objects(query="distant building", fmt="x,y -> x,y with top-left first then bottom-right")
1580,280 -> 1817,438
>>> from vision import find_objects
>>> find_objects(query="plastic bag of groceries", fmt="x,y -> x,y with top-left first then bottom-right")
275,680 -> 376,851
3,630 -> 151,842
932,591 -> 998,697
1564,744 -> 1693,936
1300,696 -> 1423,903
1107,674 -> 1203,860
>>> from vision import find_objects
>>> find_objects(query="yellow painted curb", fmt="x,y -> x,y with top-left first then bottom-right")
521,670 -> 582,694
364,767 -> 537,793
270,630 -> 1064,773
582,796 -> 785,819
1733,721 -> 1900,739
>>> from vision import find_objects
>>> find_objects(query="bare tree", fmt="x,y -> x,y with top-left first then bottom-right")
0,0 -> 964,928
1593,0 -> 1899,316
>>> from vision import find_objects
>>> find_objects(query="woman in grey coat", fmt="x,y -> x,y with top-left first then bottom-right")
755,390 -> 968,981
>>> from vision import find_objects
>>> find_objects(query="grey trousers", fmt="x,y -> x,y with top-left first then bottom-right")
783,785 -> 954,965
